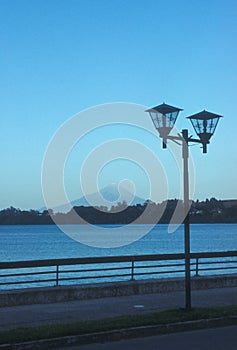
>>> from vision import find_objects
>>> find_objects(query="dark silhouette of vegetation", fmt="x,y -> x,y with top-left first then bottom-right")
0,198 -> 237,225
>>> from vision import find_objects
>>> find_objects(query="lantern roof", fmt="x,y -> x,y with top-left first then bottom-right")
187,110 -> 223,121
146,102 -> 183,114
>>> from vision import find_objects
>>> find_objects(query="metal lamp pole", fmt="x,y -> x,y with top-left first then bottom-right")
182,129 -> 191,309
146,103 -> 223,310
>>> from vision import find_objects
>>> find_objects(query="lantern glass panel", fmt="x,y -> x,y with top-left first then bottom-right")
166,111 -> 179,128
190,117 -> 219,136
149,112 -> 162,129
149,111 -> 179,130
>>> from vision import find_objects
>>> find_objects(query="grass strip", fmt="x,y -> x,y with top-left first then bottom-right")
1,305 -> 237,345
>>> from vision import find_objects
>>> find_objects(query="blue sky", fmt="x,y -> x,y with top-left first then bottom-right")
1,0 -> 237,210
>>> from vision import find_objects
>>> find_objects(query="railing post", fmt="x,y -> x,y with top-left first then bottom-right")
195,258 -> 199,277
131,259 -> 135,281
56,265 -> 59,287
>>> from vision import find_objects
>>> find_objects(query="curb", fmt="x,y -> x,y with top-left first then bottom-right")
1,316 -> 237,349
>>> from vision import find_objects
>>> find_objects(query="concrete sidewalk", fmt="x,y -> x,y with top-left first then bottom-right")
1,286 -> 237,331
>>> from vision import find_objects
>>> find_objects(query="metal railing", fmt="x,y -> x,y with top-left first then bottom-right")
0,251 -> 237,289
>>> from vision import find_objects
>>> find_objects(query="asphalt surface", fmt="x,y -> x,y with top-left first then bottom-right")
58,325 -> 237,350
1,286 -> 237,331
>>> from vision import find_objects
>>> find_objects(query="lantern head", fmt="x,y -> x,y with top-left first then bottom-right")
146,103 -> 183,147
187,110 -> 223,153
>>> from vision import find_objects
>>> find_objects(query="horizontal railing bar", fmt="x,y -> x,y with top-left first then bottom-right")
62,263 -> 186,275
58,273 -> 132,282
0,270 -> 56,278
190,251 -> 237,259
195,266 -> 237,272
134,262 -> 185,270
193,260 -> 237,265
0,278 -> 56,286
60,266 -> 131,274
134,269 -> 185,276
1,251 -> 236,270
0,253 -> 187,269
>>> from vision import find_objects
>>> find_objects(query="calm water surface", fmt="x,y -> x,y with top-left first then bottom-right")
0,224 -> 236,262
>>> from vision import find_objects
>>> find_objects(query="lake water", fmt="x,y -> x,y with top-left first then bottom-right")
0,223 -> 236,261
0,224 -> 236,289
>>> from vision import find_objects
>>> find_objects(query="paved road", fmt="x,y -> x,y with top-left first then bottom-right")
0,286 -> 237,331
58,325 -> 237,350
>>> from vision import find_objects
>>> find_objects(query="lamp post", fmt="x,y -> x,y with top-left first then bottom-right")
146,103 -> 222,310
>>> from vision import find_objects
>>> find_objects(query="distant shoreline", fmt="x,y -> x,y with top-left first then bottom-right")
1,198 -> 237,225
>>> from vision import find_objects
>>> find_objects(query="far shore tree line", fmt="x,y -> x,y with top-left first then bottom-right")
1,198 -> 237,225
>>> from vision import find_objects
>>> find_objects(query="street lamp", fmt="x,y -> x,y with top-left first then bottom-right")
146,102 -> 223,309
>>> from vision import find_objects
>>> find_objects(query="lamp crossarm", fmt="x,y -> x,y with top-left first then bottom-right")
167,134 -> 204,145
167,135 -> 183,142
187,137 -> 203,144
165,135 -> 181,145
